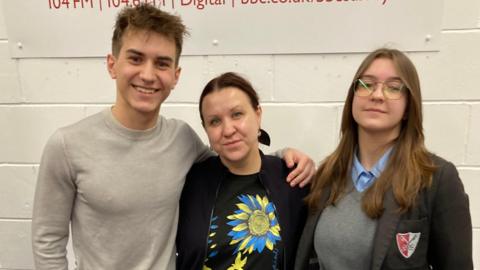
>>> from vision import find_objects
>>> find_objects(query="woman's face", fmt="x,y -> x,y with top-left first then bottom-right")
352,58 -> 408,139
201,87 -> 262,168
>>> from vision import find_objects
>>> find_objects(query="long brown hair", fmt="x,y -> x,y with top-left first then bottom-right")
307,48 -> 436,218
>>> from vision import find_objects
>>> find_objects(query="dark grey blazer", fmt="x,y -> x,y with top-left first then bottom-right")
294,155 -> 473,270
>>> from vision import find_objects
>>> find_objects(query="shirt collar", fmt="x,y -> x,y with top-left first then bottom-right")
351,147 -> 393,191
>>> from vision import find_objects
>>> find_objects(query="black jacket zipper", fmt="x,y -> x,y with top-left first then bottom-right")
201,173 -> 224,267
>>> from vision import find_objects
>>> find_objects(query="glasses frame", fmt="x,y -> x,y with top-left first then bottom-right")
353,78 -> 407,100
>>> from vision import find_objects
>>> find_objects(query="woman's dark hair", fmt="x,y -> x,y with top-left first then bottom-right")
199,72 -> 259,126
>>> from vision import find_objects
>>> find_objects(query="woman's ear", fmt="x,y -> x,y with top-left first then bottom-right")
256,105 -> 263,125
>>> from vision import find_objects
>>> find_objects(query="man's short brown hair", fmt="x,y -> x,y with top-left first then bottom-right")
112,4 -> 188,65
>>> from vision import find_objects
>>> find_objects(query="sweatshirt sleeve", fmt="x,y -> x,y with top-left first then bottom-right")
32,130 -> 76,270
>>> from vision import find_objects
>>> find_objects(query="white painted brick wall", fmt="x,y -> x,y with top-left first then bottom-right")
261,104 -> 339,161
0,166 -> 36,219
423,103 -> 470,165
443,0 -> 480,29
0,42 -> 21,104
274,54 -> 363,102
0,0 -> 6,40
467,105 -> 480,164
0,221 -> 33,269
18,59 -> 115,104
0,106 -> 87,163
411,32 -> 480,101
0,0 -> 479,268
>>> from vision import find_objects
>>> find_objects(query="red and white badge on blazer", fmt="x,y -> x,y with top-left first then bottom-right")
396,232 -> 421,258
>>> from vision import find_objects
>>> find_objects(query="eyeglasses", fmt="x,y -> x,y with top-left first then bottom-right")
354,78 -> 406,100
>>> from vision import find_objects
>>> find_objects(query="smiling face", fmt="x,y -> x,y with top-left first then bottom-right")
201,87 -> 262,172
107,29 -> 180,129
352,58 -> 408,139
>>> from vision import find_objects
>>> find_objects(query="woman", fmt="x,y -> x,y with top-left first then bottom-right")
176,72 -> 308,270
295,48 -> 472,270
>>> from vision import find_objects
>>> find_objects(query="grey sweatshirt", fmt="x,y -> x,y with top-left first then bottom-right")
32,108 -> 211,270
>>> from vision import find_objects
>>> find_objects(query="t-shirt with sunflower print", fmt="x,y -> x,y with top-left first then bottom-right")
203,172 -> 283,270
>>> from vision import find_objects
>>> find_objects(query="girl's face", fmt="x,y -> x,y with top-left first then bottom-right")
352,58 -> 408,138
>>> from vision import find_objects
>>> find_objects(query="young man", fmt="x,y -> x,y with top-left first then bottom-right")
32,4 -> 314,270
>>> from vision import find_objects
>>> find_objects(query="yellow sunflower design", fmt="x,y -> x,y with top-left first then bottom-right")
227,194 -> 281,254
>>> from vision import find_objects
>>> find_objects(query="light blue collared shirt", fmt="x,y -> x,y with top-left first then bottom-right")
351,147 -> 393,192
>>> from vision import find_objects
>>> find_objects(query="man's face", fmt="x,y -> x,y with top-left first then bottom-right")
107,30 -> 180,124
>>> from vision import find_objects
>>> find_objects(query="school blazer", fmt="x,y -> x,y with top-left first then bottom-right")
294,155 -> 473,270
